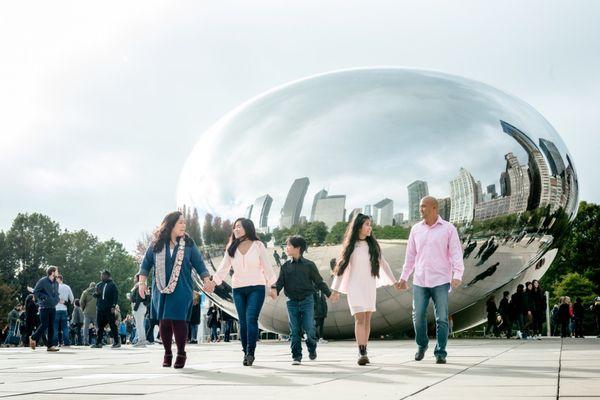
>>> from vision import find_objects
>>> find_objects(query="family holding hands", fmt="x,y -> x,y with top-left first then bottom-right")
139,195 -> 464,368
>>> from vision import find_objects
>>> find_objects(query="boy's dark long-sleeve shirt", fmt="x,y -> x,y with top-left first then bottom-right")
273,256 -> 331,301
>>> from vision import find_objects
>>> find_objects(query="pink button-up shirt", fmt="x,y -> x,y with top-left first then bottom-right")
400,216 -> 464,288
213,241 -> 277,289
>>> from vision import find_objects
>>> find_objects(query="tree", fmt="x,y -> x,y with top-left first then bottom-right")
188,208 -> 203,246
305,221 -> 328,245
326,222 -> 349,244
134,232 -> 153,264
203,213 -> 215,245
97,239 -> 138,315
0,231 -> 11,282
5,213 -> 61,299
552,272 -> 596,305
541,201 -> 600,296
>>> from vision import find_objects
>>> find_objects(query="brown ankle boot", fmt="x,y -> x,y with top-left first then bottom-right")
174,352 -> 187,369
163,353 -> 173,367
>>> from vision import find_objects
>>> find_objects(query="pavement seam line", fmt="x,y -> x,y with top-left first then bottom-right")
399,342 -> 525,400
556,338 -> 563,400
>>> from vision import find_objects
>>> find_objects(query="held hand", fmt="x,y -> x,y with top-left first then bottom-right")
451,279 -> 462,289
138,283 -> 146,299
329,292 -> 340,303
203,278 -> 215,293
269,289 -> 277,300
396,280 -> 409,291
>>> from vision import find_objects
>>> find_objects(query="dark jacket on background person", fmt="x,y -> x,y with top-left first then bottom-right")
314,288 -> 328,320
273,257 -> 332,301
80,283 -> 97,319
33,276 -> 60,309
25,296 -> 38,334
94,279 -> 118,311
511,291 -> 527,318
573,301 -> 585,319
189,301 -> 201,325
498,297 -> 510,319
486,298 -> 498,320
130,285 -> 150,312
71,306 -> 84,326
525,289 -> 537,314
533,289 -> 546,315
206,306 -> 220,328
558,303 -> 571,323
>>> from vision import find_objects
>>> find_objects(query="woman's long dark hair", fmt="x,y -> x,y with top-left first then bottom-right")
335,213 -> 381,278
152,211 -> 193,252
226,218 -> 260,257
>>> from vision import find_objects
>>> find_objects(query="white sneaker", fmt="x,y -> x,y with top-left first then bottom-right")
517,331 -> 523,340
292,359 -> 301,365
318,338 -> 328,344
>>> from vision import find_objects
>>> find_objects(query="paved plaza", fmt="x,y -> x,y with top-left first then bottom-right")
1,338 -> 599,399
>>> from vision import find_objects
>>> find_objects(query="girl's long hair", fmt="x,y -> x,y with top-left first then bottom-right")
226,218 -> 259,258
152,211 -> 193,252
334,213 -> 381,278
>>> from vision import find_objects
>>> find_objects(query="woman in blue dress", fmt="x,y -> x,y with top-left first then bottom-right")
138,211 -> 215,368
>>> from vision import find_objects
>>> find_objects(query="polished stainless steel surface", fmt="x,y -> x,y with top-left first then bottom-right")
178,68 -> 578,337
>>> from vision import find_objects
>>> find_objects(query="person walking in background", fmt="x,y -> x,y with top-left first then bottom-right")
524,282 -> 535,340
573,297 -> 585,338
271,235 -> 334,365
71,299 -> 84,345
486,295 -> 498,337
330,214 -> 396,366
397,197 -> 464,364
212,218 -> 276,367
188,292 -> 201,344
80,282 -> 97,346
221,311 -> 234,342
498,291 -> 512,338
511,285 -> 527,339
130,274 -> 150,347
138,211 -> 215,369
532,280 -> 546,339
558,296 -> 571,338
592,297 -> 600,338
207,303 -> 221,342
3,304 -> 21,346
314,284 -> 329,344
92,270 -> 120,349
30,266 -> 60,352
53,274 -> 74,347
23,294 -> 38,346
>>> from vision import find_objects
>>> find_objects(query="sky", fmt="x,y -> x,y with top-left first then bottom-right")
1,1 -> 599,251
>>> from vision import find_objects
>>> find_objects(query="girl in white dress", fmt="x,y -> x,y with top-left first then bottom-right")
330,213 -> 397,365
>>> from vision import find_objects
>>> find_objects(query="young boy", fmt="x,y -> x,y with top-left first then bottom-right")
271,235 -> 335,365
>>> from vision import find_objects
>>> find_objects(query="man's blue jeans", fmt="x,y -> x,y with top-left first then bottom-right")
53,310 -> 70,346
413,283 -> 449,358
232,285 -> 265,356
286,296 -> 317,360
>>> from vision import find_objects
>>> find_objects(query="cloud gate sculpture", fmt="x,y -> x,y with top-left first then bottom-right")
178,68 -> 579,338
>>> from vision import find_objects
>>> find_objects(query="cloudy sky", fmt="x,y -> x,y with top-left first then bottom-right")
1,1 -> 599,251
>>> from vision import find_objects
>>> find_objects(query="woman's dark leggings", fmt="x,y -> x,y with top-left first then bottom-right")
159,319 -> 188,355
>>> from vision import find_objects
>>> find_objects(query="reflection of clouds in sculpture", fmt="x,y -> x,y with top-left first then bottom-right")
178,68 -> 572,225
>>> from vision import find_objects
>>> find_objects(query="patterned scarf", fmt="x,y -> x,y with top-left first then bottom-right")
154,235 -> 186,294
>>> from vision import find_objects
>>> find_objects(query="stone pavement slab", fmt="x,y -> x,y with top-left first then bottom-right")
1,338 -> 599,399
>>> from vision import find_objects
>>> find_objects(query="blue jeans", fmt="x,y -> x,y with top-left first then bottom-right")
287,296 -> 317,360
232,285 -> 265,356
413,283 -> 449,358
53,310 -> 70,346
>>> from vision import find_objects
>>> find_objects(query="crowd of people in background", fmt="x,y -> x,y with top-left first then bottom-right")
484,280 -> 600,339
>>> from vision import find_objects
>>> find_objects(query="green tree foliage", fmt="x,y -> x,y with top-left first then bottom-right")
272,221 -> 329,246
372,225 -> 409,240
0,213 -> 138,318
202,214 -> 233,245
552,272 -> 596,304
541,201 -> 600,297
325,222 -> 349,244
181,205 -> 203,246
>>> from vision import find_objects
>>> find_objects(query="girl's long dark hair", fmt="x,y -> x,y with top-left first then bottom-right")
152,211 -> 193,252
227,218 -> 260,258
335,213 -> 381,278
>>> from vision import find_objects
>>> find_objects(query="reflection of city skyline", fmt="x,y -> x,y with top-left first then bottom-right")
242,121 -> 576,232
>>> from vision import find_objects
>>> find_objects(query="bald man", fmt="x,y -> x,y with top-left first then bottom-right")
397,196 -> 464,364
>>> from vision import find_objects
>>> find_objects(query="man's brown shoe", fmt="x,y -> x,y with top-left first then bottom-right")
29,338 -> 36,350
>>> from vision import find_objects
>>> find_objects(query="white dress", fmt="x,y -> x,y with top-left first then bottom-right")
331,241 -> 396,315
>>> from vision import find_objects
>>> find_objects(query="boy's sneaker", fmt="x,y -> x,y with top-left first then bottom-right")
309,351 -> 317,360
318,338 -> 328,344
292,358 -> 301,365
